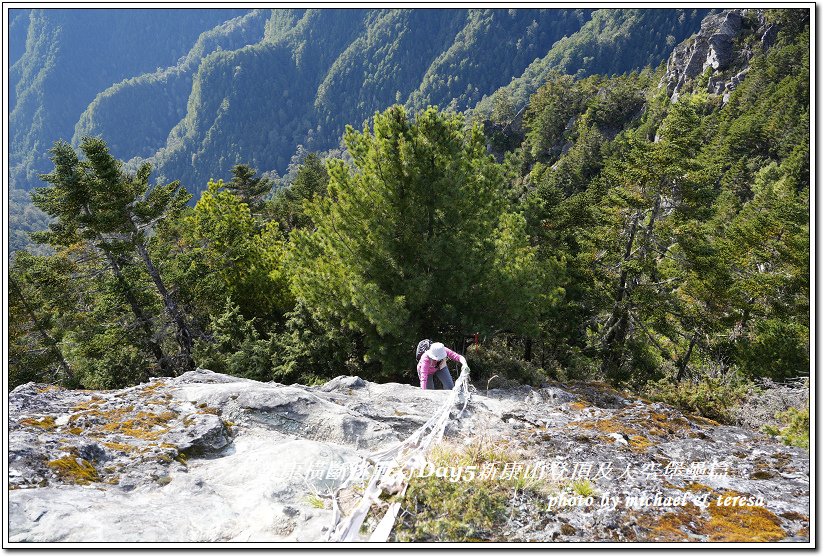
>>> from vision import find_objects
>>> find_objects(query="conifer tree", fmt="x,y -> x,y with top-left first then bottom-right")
227,163 -> 273,213
289,105 -> 543,375
32,137 -> 195,372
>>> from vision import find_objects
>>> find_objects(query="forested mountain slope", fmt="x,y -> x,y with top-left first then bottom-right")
9,9 -> 248,191
9,8 -> 707,216
472,8 -> 709,117
8,8 -> 250,252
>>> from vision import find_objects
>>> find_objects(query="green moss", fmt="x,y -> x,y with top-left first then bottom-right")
47,455 -> 100,484
394,475 -> 508,542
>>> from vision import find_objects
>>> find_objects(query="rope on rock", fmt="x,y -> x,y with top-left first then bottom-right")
327,365 -> 472,542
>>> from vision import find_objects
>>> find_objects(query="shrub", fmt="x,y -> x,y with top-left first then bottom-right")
392,439 -> 552,542
192,299 -> 274,381
733,377 -> 809,434
643,375 -> 754,424
466,337 -> 547,389
762,406 -> 809,449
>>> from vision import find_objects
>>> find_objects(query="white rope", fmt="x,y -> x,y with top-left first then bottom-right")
326,365 -> 472,542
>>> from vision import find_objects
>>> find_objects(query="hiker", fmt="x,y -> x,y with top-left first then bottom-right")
416,341 -> 467,391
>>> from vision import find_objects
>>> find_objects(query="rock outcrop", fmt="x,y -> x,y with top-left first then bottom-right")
8,370 -> 809,543
662,9 -> 776,104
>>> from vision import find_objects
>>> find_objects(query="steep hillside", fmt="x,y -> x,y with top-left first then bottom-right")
473,8 -> 711,118
8,8 -> 707,214
9,8 -> 248,192
72,10 -> 271,161
147,8 -> 602,187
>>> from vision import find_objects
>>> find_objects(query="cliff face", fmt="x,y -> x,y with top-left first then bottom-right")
9,370 -> 809,543
662,8 -> 778,103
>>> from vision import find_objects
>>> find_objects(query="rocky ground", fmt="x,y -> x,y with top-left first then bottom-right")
8,369 -> 810,543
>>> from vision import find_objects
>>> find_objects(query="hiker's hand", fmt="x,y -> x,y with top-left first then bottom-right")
459,355 -> 467,366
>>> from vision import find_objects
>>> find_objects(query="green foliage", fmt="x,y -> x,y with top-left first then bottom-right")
289,105 -> 546,377
170,180 -> 293,327
193,299 -> 274,381
643,376 -> 754,424
8,251 -> 76,388
271,302 -> 363,384
266,152 -> 329,231
31,137 -> 196,378
11,7 -> 700,216
571,479 -> 597,497
466,339 -> 546,390
227,163 -> 273,213
7,9 -> 809,402
393,441 -> 539,542
762,406 -> 809,449
396,471 -> 507,542
474,8 -> 708,118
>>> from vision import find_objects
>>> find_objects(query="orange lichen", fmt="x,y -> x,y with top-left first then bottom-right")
569,419 -> 637,436
629,435 -> 653,452
704,491 -> 786,542
141,381 -> 166,393
686,414 -> 720,427
643,502 -> 703,542
72,396 -> 104,411
102,441 -> 137,453
37,385 -> 62,393
47,456 -> 99,484
682,482 -> 712,493
100,410 -> 177,440
19,416 -> 56,430
568,401 -> 589,411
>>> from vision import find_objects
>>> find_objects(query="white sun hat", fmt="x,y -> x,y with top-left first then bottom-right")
426,342 -> 447,361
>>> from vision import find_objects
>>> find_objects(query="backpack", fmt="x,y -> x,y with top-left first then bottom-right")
415,339 -> 432,363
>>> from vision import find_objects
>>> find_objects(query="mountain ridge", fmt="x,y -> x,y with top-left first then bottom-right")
9,7 -> 709,205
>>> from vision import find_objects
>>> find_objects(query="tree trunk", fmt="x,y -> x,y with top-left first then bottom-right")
101,249 -> 170,373
600,210 -> 640,377
80,204 -> 169,372
640,193 -> 662,283
676,331 -> 698,381
134,239 -> 195,365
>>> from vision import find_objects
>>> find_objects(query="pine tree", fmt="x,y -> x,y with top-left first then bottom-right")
227,163 -> 273,213
289,105 -> 542,376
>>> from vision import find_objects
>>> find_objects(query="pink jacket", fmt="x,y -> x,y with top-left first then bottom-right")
417,347 -> 462,390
